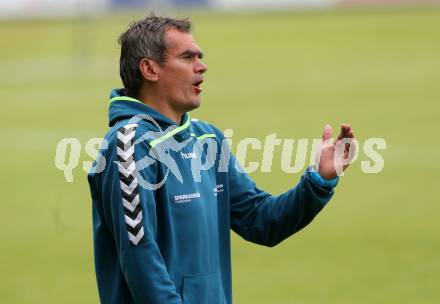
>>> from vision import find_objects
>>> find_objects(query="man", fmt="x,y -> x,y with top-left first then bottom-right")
88,15 -> 355,304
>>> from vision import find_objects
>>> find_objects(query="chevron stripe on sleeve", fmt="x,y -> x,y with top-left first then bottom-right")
116,123 -> 144,246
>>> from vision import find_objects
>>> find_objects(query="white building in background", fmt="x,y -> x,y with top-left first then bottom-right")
0,0 -> 107,18
2,0 -> 435,19
214,0 -> 336,9
0,0 -> 339,18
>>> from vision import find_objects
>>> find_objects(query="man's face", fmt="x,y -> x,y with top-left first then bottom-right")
156,28 -> 208,113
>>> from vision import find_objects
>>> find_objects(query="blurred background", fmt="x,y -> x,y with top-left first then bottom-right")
1,0 -> 439,303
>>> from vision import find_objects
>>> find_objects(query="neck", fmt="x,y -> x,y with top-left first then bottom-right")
137,87 -> 183,125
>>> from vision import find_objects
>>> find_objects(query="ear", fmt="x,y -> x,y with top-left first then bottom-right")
139,58 -> 160,82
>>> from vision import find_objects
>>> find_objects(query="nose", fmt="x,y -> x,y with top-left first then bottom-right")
196,59 -> 208,74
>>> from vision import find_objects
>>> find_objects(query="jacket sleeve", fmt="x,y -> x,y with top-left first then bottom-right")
228,153 -> 335,247
99,125 -> 182,303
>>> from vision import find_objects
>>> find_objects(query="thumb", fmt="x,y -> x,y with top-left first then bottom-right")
322,124 -> 333,142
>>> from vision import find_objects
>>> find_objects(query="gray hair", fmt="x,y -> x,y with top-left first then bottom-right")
118,14 -> 192,98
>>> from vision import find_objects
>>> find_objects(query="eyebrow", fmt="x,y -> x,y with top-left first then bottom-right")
178,49 -> 204,59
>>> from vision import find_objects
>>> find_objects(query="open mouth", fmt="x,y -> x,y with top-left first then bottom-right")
193,80 -> 203,94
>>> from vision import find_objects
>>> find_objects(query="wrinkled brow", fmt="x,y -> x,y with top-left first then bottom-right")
178,49 -> 204,59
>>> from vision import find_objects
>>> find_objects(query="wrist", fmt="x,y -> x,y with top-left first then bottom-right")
318,171 -> 337,180
307,166 -> 339,188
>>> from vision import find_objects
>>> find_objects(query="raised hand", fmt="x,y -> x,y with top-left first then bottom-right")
314,123 -> 357,180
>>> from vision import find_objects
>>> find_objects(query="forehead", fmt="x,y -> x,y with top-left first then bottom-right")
165,28 -> 201,55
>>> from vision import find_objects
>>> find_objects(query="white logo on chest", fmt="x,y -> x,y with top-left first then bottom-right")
174,192 -> 201,204
213,184 -> 224,196
181,151 -> 197,159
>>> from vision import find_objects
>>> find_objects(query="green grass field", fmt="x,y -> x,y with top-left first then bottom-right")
1,7 -> 439,303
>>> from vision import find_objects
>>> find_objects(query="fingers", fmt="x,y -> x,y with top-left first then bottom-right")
336,123 -> 351,141
330,123 -> 357,175
315,124 -> 332,171
345,127 -> 355,155
322,124 -> 333,142
323,123 -> 354,143
343,125 -> 351,154
342,137 -> 359,171
348,128 -> 354,139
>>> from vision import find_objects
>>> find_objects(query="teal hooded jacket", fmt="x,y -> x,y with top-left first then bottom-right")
87,89 -> 337,304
